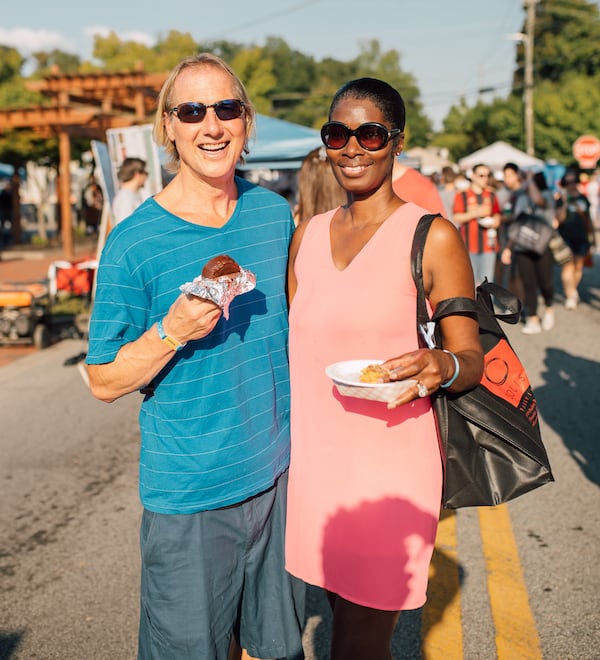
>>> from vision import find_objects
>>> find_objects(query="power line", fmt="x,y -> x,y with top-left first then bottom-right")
209,0 -> 322,40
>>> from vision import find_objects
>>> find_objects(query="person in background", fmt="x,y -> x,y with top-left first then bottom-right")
111,157 -> 148,225
81,175 -> 103,235
86,53 -> 304,660
499,162 -> 527,300
286,77 -> 483,659
501,171 -> 556,334
392,159 -> 446,214
556,170 -> 596,310
293,145 -> 346,225
452,163 -> 501,284
438,165 -> 457,225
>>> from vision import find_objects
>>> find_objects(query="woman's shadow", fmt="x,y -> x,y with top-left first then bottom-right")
302,501 -> 460,659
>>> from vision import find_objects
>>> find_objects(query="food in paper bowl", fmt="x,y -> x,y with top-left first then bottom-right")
359,363 -> 391,383
325,360 -> 417,403
180,255 -> 256,319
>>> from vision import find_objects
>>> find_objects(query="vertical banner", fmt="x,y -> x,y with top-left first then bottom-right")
90,140 -> 115,267
105,124 -> 163,199
91,140 -> 115,207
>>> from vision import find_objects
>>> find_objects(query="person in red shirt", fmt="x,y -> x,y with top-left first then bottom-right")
392,161 -> 446,215
453,163 -> 501,284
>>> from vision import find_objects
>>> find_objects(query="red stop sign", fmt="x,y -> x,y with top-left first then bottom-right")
573,135 -> 600,169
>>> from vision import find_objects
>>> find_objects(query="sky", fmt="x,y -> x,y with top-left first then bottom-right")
0,1 -> 596,129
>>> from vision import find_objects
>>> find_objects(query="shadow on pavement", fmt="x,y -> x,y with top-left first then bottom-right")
537,347 -> 600,486
0,631 -> 23,660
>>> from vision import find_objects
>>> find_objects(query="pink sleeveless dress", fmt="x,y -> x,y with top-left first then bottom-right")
286,203 -> 442,611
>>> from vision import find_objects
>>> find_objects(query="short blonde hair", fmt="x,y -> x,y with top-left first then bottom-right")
153,53 -> 256,173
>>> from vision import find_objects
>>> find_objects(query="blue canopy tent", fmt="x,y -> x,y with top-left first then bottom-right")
0,163 -> 14,179
239,114 -> 322,171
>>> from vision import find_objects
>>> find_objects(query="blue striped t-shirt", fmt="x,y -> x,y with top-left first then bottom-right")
87,177 -> 293,514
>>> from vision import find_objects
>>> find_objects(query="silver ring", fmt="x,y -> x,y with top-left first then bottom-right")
417,382 -> 428,398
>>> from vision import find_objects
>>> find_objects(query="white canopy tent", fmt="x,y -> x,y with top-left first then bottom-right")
458,141 -> 544,174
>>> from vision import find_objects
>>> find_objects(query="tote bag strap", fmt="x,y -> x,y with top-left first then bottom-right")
410,214 -> 437,339
411,214 -> 478,335
411,214 -> 521,335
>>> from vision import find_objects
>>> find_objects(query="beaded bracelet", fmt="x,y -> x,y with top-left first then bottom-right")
440,350 -> 460,389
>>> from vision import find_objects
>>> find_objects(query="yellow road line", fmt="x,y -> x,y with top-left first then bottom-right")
422,509 -> 463,659
479,505 -> 542,659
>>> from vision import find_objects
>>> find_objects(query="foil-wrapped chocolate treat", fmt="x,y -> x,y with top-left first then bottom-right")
180,255 -> 256,319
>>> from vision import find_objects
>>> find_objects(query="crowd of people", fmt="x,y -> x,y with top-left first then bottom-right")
441,160 -> 596,334
85,52 -> 597,659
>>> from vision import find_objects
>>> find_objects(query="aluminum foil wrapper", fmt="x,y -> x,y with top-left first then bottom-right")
179,268 -> 256,319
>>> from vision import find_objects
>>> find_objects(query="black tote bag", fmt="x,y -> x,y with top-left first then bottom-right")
411,214 -> 554,508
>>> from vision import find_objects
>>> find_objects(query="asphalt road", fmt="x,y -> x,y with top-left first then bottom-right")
1,257 -> 599,659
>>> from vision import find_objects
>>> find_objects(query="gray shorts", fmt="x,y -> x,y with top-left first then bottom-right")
138,470 -> 305,660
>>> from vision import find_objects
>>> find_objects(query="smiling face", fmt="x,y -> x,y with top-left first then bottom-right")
325,96 -> 402,199
164,64 -> 247,186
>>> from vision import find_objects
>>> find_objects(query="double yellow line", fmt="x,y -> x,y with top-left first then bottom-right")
422,506 -> 542,659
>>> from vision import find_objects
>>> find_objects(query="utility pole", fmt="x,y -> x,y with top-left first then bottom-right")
524,0 -> 538,156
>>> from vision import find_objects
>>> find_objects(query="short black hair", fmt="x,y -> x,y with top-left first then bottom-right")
330,77 -> 406,132
503,162 -> 520,174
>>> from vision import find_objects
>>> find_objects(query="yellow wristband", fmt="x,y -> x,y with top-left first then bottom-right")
157,318 -> 185,352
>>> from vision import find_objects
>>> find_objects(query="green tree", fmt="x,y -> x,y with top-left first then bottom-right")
0,46 -> 51,168
436,0 -> 600,163
273,56 -> 354,128
197,40 -> 246,65
0,45 -> 25,82
0,131 -> 57,168
435,95 -> 523,161
513,0 -> 600,87
92,31 -> 159,72
230,48 -> 277,115
153,30 -> 200,71
534,73 -> 600,162
260,37 -> 322,124
262,37 -> 317,95
31,49 -> 81,76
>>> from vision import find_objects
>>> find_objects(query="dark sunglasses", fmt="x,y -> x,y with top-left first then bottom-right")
321,121 -> 402,151
169,99 -> 245,124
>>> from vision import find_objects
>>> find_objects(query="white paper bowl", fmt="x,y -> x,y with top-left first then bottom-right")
325,360 -> 418,403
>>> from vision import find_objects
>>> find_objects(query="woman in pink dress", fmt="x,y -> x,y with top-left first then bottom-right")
285,78 -> 484,659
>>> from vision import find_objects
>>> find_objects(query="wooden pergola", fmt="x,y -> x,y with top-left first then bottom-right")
0,68 -> 168,259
